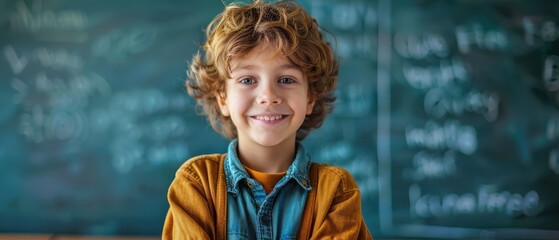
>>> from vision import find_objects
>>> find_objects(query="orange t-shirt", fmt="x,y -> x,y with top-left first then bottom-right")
243,165 -> 286,194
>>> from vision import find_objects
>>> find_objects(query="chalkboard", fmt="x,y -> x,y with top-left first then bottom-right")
372,0 -> 559,239
1,0 -> 559,239
0,0 -> 227,235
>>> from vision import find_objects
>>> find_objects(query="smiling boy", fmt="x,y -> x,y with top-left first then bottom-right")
163,0 -> 372,239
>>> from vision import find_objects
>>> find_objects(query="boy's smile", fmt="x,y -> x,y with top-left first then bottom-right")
216,42 -> 314,160
251,114 -> 288,123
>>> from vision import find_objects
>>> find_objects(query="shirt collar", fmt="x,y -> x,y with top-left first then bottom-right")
224,139 -> 312,194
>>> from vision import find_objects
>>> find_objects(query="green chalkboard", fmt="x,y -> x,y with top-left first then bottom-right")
374,0 -> 559,239
1,0 -> 559,239
0,0 -> 227,235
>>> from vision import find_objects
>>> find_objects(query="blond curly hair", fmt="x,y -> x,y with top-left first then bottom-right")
187,0 -> 338,141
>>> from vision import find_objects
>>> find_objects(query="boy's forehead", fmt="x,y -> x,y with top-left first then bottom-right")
230,43 -> 295,71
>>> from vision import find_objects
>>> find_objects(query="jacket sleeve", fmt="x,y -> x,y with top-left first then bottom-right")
311,166 -> 373,240
162,169 -> 215,240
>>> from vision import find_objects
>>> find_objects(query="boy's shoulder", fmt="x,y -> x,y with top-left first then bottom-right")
176,153 -> 227,178
313,162 -> 360,193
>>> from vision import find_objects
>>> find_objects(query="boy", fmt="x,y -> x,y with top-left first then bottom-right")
163,0 -> 372,239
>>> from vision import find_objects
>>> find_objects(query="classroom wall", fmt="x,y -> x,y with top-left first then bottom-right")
1,0 -> 558,238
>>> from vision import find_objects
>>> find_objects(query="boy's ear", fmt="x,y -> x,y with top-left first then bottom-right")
216,93 -> 230,116
306,98 -> 315,115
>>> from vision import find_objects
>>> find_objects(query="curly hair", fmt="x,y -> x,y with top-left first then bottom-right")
187,0 -> 338,141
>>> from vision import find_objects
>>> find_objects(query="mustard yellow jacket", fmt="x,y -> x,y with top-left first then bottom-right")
163,154 -> 373,239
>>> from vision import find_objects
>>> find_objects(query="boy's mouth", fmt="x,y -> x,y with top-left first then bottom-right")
252,115 -> 286,121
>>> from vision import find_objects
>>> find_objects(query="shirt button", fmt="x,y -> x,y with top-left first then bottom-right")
247,180 -> 254,188
260,215 -> 271,225
301,179 -> 308,187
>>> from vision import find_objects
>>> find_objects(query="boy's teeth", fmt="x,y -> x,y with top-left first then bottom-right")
256,115 -> 283,121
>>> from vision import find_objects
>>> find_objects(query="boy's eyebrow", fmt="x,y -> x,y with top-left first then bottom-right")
231,64 -> 256,71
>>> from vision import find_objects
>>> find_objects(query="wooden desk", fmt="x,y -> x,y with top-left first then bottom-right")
0,234 -> 53,240
0,235 -> 159,240
51,236 -> 161,240
54,236 -> 159,240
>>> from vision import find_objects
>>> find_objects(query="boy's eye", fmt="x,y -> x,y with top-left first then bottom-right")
278,77 -> 295,84
239,77 -> 255,84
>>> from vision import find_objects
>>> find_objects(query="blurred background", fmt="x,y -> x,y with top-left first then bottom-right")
0,0 -> 558,239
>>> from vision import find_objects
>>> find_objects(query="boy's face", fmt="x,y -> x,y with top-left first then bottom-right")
217,43 -> 314,149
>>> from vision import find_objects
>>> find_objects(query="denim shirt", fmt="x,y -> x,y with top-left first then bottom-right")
224,140 -> 312,240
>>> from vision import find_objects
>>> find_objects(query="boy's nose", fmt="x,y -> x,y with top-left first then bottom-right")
256,85 -> 281,105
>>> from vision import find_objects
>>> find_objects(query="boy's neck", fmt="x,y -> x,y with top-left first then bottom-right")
236,138 -> 296,174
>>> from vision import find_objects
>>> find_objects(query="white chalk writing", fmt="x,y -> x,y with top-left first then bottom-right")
20,106 -> 86,143
456,24 -> 507,54
405,150 -> 457,181
409,184 -> 541,218
10,0 -> 87,32
406,120 -> 477,155
3,45 -> 84,74
523,18 -> 559,45
549,150 -> 559,175
4,46 -> 29,75
402,57 -> 468,90
424,87 -> 499,121
543,55 -> 559,92
394,32 -> 449,59
92,26 -> 157,63
335,83 -> 373,116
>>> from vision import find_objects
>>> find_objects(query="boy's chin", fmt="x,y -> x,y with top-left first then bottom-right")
241,135 -> 297,148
